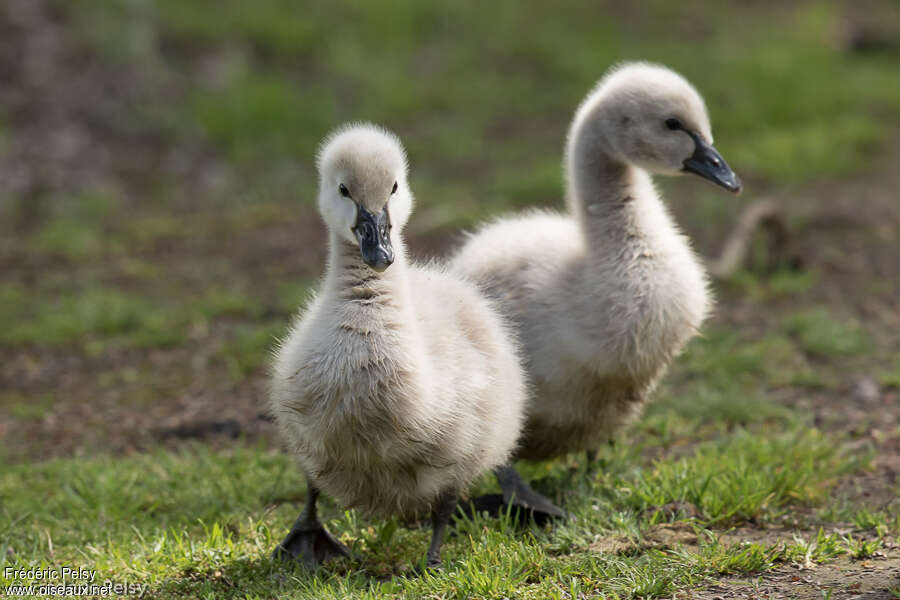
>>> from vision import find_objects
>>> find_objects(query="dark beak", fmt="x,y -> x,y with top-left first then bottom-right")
682,131 -> 742,194
352,203 -> 394,271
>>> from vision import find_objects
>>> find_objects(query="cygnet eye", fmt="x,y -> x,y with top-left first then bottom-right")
339,183 -> 351,198
665,118 -> 682,131
391,181 -> 398,195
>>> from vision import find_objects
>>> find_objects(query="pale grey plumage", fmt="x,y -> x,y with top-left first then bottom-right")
270,123 -> 527,521
450,63 -> 723,461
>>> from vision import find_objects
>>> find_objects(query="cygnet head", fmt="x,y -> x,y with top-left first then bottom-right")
317,123 -> 414,271
570,62 -> 741,193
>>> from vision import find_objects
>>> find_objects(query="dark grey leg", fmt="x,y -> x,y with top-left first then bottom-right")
424,490 -> 459,569
493,463 -> 565,519
271,477 -> 350,569
585,449 -> 598,465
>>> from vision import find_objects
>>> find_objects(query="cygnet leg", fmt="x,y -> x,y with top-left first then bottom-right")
424,489 -> 459,569
271,478 -> 350,569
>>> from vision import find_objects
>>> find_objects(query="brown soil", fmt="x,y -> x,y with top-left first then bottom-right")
693,554 -> 900,600
3,0 -> 898,467
590,522 -> 900,599
693,552 -> 900,600
0,2 -> 898,596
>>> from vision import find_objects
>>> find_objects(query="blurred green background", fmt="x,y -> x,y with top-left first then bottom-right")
2,2 -> 900,597
1,0 -> 899,459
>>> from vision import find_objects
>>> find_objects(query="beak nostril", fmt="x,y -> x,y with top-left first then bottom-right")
682,133 -> 738,192
354,204 -> 394,271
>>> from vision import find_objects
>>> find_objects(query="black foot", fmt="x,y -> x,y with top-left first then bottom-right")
463,491 -> 563,526
464,465 -> 566,525
271,521 -> 350,570
460,493 -> 509,518
497,464 -> 566,522
584,449 -> 599,476
508,485 -> 566,521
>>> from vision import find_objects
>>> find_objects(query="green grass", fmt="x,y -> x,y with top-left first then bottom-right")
3,291 -> 888,597
723,269 -> 818,302
0,392 -> 56,420
622,430 -> 853,524
0,421 -> 882,600
0,281 -> 293,359
8,0 -> 900,351
4,1 -> 900,598
50,0 -> 900,224
783,308 -> 870,359
216,322 -> 286,380
2,286 -> 188,350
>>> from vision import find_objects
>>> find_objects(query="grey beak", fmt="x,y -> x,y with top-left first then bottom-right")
682,131 -> 742,194
352,203 -> 394,271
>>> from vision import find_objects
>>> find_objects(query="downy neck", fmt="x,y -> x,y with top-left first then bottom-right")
565,129 -> 662,250
324,232 -> 409,303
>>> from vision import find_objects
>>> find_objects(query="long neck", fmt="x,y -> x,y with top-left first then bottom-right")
565,125 -> 664,250
320,233 -> 419,420
324,233 -> 409,304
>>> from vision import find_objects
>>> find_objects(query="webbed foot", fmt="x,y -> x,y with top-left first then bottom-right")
465,465 -> 566,525
272,480 -> 350,570
271,520 -> 350,569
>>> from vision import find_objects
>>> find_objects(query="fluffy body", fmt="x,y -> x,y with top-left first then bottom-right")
449,64 -> 713,460
271,124 -> 526,518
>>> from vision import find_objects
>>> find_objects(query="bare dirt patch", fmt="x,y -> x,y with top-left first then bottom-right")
5,158 -> 899,464
589,522 -> 700,555
588,522 -> 900,599
692,553 -> 900,600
